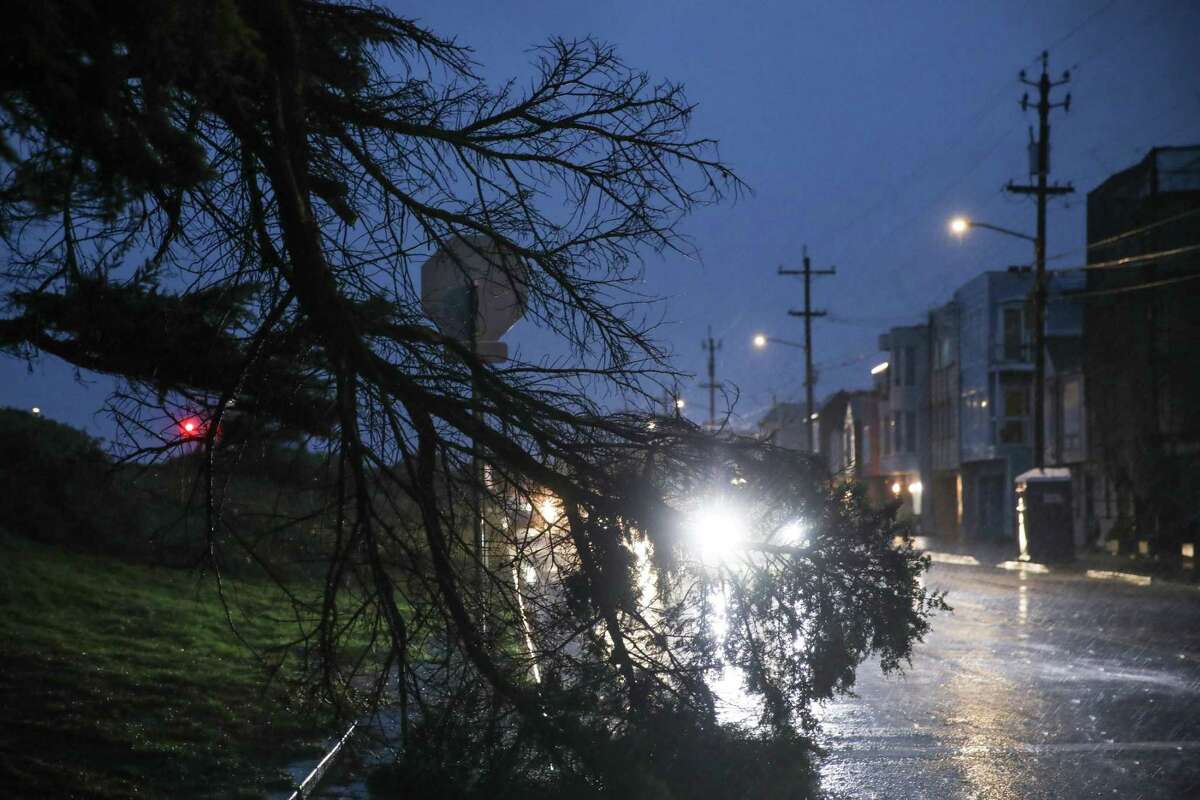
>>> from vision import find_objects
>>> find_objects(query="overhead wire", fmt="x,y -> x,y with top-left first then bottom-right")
1060,270 -> 1200,299
1050,241 -> 1200,273
1038,207 -> 1200,263
1087,207 -> 1200,252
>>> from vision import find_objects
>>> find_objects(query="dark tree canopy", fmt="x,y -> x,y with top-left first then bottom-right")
1,2 -> 943,795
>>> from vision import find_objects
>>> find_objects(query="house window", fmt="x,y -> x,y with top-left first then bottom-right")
999,386 -> 1028,444
1062,378 -> 1081,453
1002,307 -> 1025,361
938,335 -> 954,368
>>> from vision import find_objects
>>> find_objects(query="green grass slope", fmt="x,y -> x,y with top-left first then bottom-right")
0,534 -> 329,799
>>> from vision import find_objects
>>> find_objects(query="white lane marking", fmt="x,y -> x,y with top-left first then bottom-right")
997,560 -> 1050,573
1086,569 -> 1153,586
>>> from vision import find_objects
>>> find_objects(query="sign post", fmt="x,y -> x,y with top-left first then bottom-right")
421,236 -> 529,593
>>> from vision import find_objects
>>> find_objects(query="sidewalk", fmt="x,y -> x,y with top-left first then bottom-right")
905,534 -> 1199,589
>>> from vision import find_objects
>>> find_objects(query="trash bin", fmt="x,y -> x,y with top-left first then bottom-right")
1015,468 -> 1074,563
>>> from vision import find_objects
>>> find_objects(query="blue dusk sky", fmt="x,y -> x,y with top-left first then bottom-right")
3,0 -> 1198,437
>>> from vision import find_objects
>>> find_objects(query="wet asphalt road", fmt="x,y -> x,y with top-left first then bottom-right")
816,562 -> 1200,799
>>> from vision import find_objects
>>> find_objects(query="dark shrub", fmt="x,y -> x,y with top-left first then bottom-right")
0,408 -> 133,549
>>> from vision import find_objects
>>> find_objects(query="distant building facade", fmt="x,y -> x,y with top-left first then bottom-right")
928,301 -> 961,539
817,391 -> 850,477
877,325 -> 930,522
841,389 -> 884,504
757,401 -> 810,453
950,269 -> 1083,541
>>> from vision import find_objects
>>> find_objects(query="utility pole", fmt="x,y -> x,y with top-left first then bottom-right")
700,326 -> 722,430
780,246 -> 835,453
1006,50 -> 1073,470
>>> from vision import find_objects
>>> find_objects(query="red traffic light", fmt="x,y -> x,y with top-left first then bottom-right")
178,417 -> 205,439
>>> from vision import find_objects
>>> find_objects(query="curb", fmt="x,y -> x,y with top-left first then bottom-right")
921,550 -> 1195,589
286,722 -> 357,800
1084,569 -> 1153,587
925,552 -> 980,566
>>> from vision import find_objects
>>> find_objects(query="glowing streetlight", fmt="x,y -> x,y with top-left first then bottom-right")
870,361 -> 889,376
751,334 -> 805,350
947,215 -> 1036,243
674,397 -> 686,410
31,406 -> 41,415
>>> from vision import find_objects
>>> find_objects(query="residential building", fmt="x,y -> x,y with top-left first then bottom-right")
840,389 -> 884,504
954,268 -> 1082,542
1083,145 -> 1200,555
928,300 -> 961,539
877,325 -> 930,522
757,401 -> 810,453
817,391 -> 850,477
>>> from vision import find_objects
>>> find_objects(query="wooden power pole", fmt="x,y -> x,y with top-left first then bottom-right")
780,246 -> 835,453
700,327 -> 721,430
1007,50 -> 1073,469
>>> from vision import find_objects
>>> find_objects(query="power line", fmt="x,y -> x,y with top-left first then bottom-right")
1049,241 -> 1200,273
1041,207 -> 1200,263
1061,270 -> 1200,299
762,351 -> 879,407
1088,207 -> 1200,252
1042,0 -> 1123,53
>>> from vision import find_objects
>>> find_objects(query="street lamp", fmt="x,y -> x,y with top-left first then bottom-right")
753,334 -> 818,452
751,334 -> 805,350
948,216 -> 1036,243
